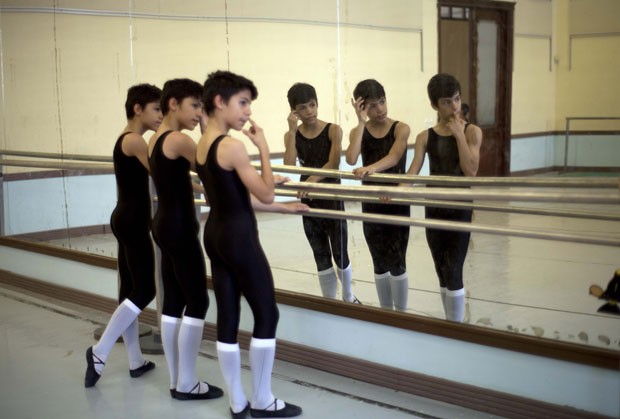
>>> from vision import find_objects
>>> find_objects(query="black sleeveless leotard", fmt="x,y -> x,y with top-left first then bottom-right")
149,131 -> 208,319
360,121 -> 410,275
110,132 -> 155,309
295,123 -> 349,270
196,135 -> 279,343
425,126 -> 473,290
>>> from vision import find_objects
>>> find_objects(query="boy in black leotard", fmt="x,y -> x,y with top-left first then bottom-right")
85,84 -> 162,388
148,79 -> 223,400
407,73 -> 482,322
283,83 -> 359,304
197,71 -> 305,418
345,79 -> 411,312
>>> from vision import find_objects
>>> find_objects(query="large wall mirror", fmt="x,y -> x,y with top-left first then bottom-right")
1,0 -> 619,352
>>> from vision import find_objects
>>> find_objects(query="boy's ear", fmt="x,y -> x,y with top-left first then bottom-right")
168,97 -> 179,111
133,103 -> 143,115
214,94 -> 225,110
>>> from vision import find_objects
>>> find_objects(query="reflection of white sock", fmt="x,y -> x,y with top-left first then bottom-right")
93,299 -> 141,373
337,264 -> 354,302
374,272 -> 392,309
217,342 -> 247,413
161,315 -> 181,389
123,318 -> 145,370
389,273 -> 409,312
445,288 -> 465,322
250,338 -> 280,410
318,267 -> 337,299
177,316 -> 205,392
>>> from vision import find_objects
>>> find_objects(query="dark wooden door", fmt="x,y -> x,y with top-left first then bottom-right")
439,0 -> 514,176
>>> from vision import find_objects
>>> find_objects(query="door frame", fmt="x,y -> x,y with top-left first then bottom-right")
438,0 -> 514,176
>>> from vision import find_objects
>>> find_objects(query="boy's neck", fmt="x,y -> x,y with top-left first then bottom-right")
124,120 -> 146,136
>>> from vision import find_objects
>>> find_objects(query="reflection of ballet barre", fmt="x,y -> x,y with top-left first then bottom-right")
274,190 -> 620,222
193,198 -> 619,247
265,164 -> 620,188
278,181 -> 620,204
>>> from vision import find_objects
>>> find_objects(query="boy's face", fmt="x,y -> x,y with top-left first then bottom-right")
434,92 -> 461,120
139,101 -> 163,131
223,88 -> 253,131
292,99 -> 318,124
176,96 -> 203,131
362,97 -> 387,122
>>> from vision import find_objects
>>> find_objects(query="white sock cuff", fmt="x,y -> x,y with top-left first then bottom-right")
337,263 -> 352,273
121,299 -> 141,314
374,272 -> 390,280
318,266 -> 335,275
182,316 -> 205,327
161,314 -> 182,325
250,337 -> 276,348
217,341 -> 240,352
446,288 -> 465,297
390,272 -> 408,281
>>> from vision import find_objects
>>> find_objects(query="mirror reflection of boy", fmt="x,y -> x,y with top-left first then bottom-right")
345,79 -> 411,312
85,84 -> 162,388
283,83 -> 359,303
406,73 -> 482,322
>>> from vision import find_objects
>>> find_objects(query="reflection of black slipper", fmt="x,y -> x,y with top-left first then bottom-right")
250,399 -> 302,418
231,402 -> 250,419
84,346 -> 104,388
174,381 -> 224,400
597,302 -> 620,315
129,360 -> 156,378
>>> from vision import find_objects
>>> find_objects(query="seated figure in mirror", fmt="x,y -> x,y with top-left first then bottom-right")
406,73 -> 482,322
345,79 -> 411,311
283,82 -> 359,304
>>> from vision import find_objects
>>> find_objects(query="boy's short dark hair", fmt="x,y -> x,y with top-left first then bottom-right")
161,78 -> 203,115
125,83 -> 162,119
353,79 -> 385,102
202,70 -> 258,115
287,83 -> 317,109
427,73 -> 461,107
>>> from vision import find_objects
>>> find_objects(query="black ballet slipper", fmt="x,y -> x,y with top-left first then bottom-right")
84,346 -> 104,388
170,389 -> 177,399
250,399 -> 302,418
174,381 -> 224,400
129,360 -> 156,378
231,402 -> 251,419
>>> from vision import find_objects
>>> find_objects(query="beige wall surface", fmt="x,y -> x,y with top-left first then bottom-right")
0,0 -> 617,156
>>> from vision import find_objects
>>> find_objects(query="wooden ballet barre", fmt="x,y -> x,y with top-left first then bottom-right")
266,164 -> 620,188
0,149 -> 112,162
0,158 -> 113,172
278,181 -> 620,205
274,189 -> 620,222
304,208 -> 620,247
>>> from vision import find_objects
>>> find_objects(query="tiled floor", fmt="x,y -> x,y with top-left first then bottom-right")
0,286 -> 502,419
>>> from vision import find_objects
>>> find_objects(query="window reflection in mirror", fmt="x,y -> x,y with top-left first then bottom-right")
0,0 -> 619,351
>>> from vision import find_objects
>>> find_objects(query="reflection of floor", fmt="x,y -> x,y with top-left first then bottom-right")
47,196 -> 620,351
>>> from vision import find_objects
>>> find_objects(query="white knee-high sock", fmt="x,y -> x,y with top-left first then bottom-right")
389,272 -> 409,312
445,288 -> 465,322
122,318 -> 146,370
374,272 -> 392,309
177,316 -> 205,392
217,342 -> 248,413
93,299 -> 140,373
161,315 -> 182,389
337,264 -> 354,302
249,337 -> 282,410
317,267 -> 338,299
